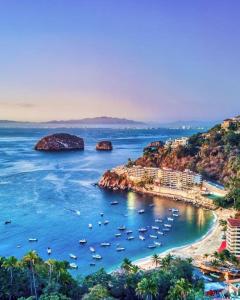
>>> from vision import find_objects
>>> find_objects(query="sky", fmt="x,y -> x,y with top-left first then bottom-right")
0,0 -> 240,122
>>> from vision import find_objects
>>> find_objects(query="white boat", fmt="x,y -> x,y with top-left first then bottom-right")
115,233 -> 121,237
138,209 -> 145,214
150,235 -> 158,239
118,226 -> 126,231
154,242 -> 162,246
103,220 -> 109,225
138,228 -> 147,233
88,224 -> 93,229
164,224 -> 172,228
111,201 -> 119,205
47,247 -> 52,255
100,212 -> 104,217
139,235 -> 145,241
151,226 -> 159,230
116,247 -> 125,252
173,213 -> 179,217
89,247 -> 95,253
69,263 -> 78,269
155,219 -> 163,223
148,244 -> 156,249
149,203 -> 155,207
127,236 -> 134,241
101,242 -> 111,247
92,254 -> 102,260
172,208 -> 179,212
75,210 -> 81,216
29,238 -> 38,242
167,217 -> 174,221
98,221 -> 102,226
163,228 -> 170,232
79,239 -> 87,244
69,254 -> 77,260
157,231 -> 164,235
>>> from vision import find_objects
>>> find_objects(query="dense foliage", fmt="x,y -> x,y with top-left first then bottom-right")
0,252 -> 204,299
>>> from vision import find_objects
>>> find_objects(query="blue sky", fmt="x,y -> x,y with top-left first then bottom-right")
0,0 -> 239,122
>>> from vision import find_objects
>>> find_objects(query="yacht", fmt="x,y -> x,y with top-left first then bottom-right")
47,247 -> 52,255
100,212 -> 104,217
151,226 -> 159,230
79,239 -> 87,244
100,242 -> 111,247
29,238 -> 38,242
138,209 -> 145,214
149,203 -> 155,207
127,236 -> 134,241
69,263 -> 78,269
118,226 -> 126,231
111,201 -> 119,205
164,224 -> 172,228
4,220 -> 11,225
89,247 -> 95,253
157,231 -> 164,235
167,217 -> 174,221
138,228 -> 147,233
139,235 -> 145,241
98,221 -> 102,226
149,235 -> 158,239
154,242 -> 162,246
88,224 -> 93,229
69,254 -> 77,260
155,219 -> 163,223
92,254 -> 102,260
173,213 -> 179,217
115,233 -> 121,237
148,244 -> 156,249
126,230 -> 133,234
104,220 -> 109,225
163,228 -> 170,232
116,247 -> 125,252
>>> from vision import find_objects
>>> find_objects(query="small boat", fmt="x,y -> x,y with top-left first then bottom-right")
126,230 -> 133,234
92,254 -> 102,260
138,228 -> 147,233
138,209 -> 145,214
100,212 -> 104,217
116,247 -> 125,252
47,247 -> 52,255
149,235 -> 158,239
115,233 -> 121,237
69,263 -> 78,269
89,247 -> 95,253
163,228 -> 170,232
17,245 -> 21,248
111,201 -> 119,205
118,226 -> 126,231
103,220 -> 109,225
157,231 -> 164,235
100,242 -> 111,247
4,220 -> 11,225
98,221 -> 102,226
90,263 -> 96,266
127,236 -> 134,241
172,208 -> 179,212
149,203 -> 155,207
167,217 -> 174,221
69,254 -> 77,260
75,210 -> 81,216
151,226 -> 159,230
79,239 -> 87,244
88,224 -> 93,229
154,242 -> 162,246
29,238 -> 38,242
139,235 -> 145,241
148,244 -> 156,249
155,219 -> 163,223
173,213 -> 179,217
164,224 -> 172,228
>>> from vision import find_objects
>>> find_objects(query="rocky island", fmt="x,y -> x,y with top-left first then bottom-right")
35,133 -> 84,151
96,141 -> 113,151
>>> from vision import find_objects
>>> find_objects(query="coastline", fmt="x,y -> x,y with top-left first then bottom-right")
133,207 -> 234,271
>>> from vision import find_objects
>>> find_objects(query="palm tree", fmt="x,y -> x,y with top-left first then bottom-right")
2,256 -> 18,300
45,259 -> 56,285
53,260 -> 69,283
161,254 -> 173,270
121,258 -> 133,273
23,251 -> 40,299
167,278 -> 192,300
136,277 -> 158,300
152,254 -> 161,267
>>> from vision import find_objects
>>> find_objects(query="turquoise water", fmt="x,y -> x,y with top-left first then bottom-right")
0,127 -> 214,275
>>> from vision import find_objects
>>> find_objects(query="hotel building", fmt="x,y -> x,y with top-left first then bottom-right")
165,137 -> 189,149
227,218 -> 240,256
127,166 -> 159,181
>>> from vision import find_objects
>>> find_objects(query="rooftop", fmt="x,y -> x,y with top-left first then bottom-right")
228,218 -> 240,227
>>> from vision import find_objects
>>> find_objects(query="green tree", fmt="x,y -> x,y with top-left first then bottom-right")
167,278 -> 192,300
2,256 -> 18,300
152,254 -> 161,268
83,284 -> 110,300
136,277 -> 158,300
39,293 -> 70,300
161,254 -> 173,270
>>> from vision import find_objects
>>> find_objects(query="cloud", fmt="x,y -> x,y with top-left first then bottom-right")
0,102 -> 36,108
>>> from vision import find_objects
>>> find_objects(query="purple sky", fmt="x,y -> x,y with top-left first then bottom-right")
0,0 -> 239,122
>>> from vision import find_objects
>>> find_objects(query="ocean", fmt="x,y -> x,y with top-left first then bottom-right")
0,127 -> 214,275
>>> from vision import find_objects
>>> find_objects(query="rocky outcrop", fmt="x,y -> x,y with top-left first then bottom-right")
98,170 -> 133,190
96,141 -> 113,151
35,133 -> 84,151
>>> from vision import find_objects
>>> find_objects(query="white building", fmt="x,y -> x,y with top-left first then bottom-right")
227,218 -> 240,256
165,137 -> 189,149
127,166 -> 159,181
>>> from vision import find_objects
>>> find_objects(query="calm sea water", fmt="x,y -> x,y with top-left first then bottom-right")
0,127 -> 214,275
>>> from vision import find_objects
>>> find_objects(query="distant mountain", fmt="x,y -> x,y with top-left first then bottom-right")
46,116 -> 145,125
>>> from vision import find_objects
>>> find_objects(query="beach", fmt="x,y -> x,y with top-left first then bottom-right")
135,207 -> 234,271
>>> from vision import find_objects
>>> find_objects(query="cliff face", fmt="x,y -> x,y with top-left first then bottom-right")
98,170 -> 133,190
96,141 -> 113,151
35,133 -> 84,151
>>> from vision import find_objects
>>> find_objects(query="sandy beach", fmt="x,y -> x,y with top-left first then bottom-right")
134,207 -> 235,271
